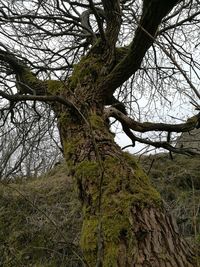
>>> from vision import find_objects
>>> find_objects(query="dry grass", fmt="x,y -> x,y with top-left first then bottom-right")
0,163 -> 83,267
140,153 -> 200,261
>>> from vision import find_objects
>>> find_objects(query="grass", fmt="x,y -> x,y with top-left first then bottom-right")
0,163 -> 83,267
0,153 -> 200,266
140,153 -> 200,259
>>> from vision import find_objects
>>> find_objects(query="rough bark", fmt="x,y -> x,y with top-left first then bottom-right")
47,63 -> 196,265
55,105 -> 195,266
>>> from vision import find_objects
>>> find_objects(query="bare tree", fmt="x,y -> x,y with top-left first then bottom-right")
0,101 -> 62,180
0,0 -> 200,265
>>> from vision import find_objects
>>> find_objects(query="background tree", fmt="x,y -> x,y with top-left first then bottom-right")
0,0 -> 200,266
0,103 -> 62,180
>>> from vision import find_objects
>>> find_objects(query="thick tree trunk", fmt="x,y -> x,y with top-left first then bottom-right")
53,101 -> 195,266
44,51 -> 196,265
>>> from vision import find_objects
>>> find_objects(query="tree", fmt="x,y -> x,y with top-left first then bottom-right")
0,103 -> 62,180
0,0 -> 200,265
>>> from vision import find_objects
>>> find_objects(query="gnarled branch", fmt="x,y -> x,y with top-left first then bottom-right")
104,106 -> 200,133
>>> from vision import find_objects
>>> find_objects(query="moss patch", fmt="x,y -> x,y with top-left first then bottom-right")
75,153 -> 161,265
80,218 -> 98,264
47,80 -> 65,95
69,55 -> 103,90
89,112 -> 105,129
22,69 -> 38,83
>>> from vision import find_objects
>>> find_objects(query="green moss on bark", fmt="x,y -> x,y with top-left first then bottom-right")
47,80 -> 64,94
22,69 -> 38,83
89,113 -> 105,129
75,153 -> 161,265
80,218 -> 98,263
18,69 -> 65,96
69,55 -> 103,90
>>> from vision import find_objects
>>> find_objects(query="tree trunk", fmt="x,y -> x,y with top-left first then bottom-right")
48,53 -> 196,266
53,109 -> 195,266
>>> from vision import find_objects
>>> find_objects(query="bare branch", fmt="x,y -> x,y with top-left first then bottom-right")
0,90 -> 76,110
128,132 -> 200,157
104,107 -> 200,133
